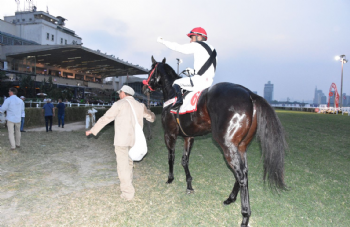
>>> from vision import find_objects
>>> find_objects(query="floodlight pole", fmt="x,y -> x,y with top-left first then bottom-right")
337,55 -> 348,107
177,58 -> 180,74
176,58 -> 182,74
341,58 -> 344,107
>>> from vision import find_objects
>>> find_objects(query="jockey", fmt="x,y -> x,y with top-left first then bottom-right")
157,27 -> 217,109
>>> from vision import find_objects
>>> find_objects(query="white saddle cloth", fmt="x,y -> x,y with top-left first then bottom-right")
163,90 -> 203,115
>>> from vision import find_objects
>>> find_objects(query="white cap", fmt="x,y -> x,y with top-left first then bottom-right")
20,96 -> 25,99
118,85 -> 135,96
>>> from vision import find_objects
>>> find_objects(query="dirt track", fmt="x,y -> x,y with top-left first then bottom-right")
0,124 -> 125,226
25,121 -> 86,132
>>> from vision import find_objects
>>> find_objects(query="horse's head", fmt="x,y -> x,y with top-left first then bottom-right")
142,56 -> 166,95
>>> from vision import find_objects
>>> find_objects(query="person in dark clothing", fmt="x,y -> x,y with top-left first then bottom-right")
42,99 -> 55,132
56,99 -> 65,128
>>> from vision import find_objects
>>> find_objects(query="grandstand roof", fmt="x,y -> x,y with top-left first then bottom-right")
3,45 -> 148,78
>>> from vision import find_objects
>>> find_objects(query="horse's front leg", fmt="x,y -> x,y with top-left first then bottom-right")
182,137 -> 195,194
164,133 -> 177,184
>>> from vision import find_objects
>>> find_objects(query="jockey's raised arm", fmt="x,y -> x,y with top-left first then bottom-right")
157,27 -> 217,110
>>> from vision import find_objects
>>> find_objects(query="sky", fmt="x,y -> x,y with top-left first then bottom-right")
1,0 -> 350,102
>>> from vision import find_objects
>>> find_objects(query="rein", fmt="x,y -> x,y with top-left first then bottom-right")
145,91 -> 152,140
142,63 -> 158,91
143,61 -> 188,137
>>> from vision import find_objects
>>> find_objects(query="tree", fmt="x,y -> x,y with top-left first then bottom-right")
19,75 -> 35,98
40,76 -> 54,94
0,70 -> 9,83
48,87 -> 74,101
0,70 -> 10,98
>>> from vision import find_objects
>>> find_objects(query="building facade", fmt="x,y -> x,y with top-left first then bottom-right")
264,81 -> 274,103
2,10 -> 81,45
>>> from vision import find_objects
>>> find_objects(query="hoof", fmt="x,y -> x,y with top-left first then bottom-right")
166,178 -> 174,184
186,189 -> 195,194
223,198 -> 236,206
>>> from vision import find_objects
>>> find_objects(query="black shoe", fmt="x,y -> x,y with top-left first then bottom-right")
58,125 -> 60,127
62,125 -> 64,128
49,129 -> 52,131
21,130 -> 26,132
172,84 -> 183,109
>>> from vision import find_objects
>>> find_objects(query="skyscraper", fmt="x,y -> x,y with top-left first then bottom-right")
313,87 -> 327,105
264,81 -> 274,103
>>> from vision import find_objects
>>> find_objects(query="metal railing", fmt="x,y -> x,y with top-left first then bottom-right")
24,101 -> 112,108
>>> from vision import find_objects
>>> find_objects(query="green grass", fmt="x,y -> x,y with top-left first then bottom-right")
0,110 -> 349,226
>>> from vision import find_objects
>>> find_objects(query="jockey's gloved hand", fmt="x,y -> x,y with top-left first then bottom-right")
186,68 -> 195,76
157,37 -> 164,43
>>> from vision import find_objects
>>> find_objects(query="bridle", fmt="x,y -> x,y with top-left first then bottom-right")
142,63 -> 159,92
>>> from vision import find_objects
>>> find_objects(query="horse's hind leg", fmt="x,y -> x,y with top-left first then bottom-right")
225,148 -> 251,227
182,137 -> 195,193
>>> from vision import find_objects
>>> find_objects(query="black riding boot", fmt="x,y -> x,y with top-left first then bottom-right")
172,84 -> 183,109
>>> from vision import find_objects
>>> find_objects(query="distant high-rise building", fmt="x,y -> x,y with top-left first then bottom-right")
345,95 -> 350,106
264,81 -> 274,103
342,93 -> 347,106
313,87 -> 326,105
329,91 -> 335,106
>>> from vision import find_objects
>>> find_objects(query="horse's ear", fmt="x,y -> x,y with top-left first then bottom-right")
162,58 -> 166,64
151,56 -> 157,64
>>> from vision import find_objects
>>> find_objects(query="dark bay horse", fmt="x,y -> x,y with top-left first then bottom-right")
143,57 -> 287,227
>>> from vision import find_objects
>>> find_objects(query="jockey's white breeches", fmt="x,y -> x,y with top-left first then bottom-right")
173,74 -> 214,91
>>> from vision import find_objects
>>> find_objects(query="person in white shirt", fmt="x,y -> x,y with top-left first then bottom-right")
0,88 -> 24,150
157,27 -> 217,109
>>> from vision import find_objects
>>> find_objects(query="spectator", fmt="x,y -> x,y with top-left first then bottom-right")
20,96 -> 26,132
86,85 -> 156,200
56,99 -> 65,128
0,88 -> 24,150
42,99 -> 55,132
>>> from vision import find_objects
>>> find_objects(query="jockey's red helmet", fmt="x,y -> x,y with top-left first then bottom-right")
187,27 -> 207,40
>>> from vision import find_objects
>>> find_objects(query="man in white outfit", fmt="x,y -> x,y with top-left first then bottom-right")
0,88 -> 24,150
157,27 -> 217,109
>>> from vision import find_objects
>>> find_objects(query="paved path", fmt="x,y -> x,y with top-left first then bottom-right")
26,121 -> 86,132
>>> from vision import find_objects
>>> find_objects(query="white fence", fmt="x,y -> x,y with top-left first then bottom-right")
318,106 -> 350,116
272,104 -> 350,116
25,101 -> 112,108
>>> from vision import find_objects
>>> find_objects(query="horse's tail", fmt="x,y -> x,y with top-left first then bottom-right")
252,93 -> 287,191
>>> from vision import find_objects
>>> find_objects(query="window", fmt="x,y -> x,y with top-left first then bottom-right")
22,19 -> 25,22
29,18 -> 32,21
46,33 -> 49,40
60,38 -> 63,44
17,19 -> 20,22
51,34 -> 54,41
65,39 -> 67,44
